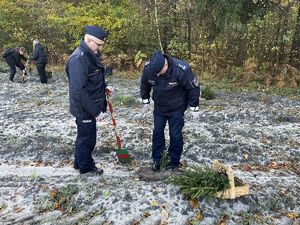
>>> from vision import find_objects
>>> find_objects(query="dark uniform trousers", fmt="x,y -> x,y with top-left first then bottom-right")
152,111 -> 184,167
8,64 -> 17,81
75,117 -> 96,173
37,64 -> 47,84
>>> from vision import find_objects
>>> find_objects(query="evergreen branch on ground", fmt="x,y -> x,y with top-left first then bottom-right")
168,166 -> 230,200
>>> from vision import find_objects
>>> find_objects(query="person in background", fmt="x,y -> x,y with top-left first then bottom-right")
65,25 -> 113,175
30,39 -> 48,84
2,47 -> 27,82
140,50 -> 200,172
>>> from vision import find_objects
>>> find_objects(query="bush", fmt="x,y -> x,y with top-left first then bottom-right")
114,95 -> 137,108
201,86 -> 216,100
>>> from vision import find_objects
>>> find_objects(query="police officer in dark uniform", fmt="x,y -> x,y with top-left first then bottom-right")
140,50 -> 200,172
66,25 -> 113,175
2,47 -> 27,82
30,40 -> 48,84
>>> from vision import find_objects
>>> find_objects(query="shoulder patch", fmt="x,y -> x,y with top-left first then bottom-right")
177,63 -> 187,71
192,77 -> 199,87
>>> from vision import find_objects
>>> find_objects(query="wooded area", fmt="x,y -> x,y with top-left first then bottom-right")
1,0 -> 300,87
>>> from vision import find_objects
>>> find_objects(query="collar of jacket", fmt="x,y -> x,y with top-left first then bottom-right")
164,54 -> 173,78
79,40 -> 104,69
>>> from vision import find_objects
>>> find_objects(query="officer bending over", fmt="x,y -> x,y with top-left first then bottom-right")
140,50 -> 200,172
2,47 -> 27,82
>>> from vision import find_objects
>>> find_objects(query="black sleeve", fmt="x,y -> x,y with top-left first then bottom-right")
179,67 -> 200,107
30,48 -> 39,61
68,57 -> 102,117
140,66 -> 152,100
14,54 -> 25,70
21,55 -> 27,62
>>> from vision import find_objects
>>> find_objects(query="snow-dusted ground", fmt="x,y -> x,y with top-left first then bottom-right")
0,69 -> 299,225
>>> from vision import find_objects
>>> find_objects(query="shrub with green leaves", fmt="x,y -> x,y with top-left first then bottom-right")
114,95 -> 137,108
168,166 -> 230,200
201,86 -> 216,100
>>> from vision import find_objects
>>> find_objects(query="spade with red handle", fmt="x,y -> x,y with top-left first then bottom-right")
106,94 -> 130,164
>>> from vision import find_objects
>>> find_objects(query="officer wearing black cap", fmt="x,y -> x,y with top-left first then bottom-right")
140,50 -> 200,172
66,25 -> 113,175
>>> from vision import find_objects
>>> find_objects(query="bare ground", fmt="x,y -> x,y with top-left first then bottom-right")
0,70 -> 299,225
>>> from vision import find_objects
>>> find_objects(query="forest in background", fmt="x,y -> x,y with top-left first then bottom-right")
0,0 -> 300,88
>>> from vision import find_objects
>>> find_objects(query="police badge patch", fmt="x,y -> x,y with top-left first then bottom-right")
192,77 -> 199,87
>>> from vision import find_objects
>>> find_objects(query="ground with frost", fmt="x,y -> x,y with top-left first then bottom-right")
0,68 -> 299,225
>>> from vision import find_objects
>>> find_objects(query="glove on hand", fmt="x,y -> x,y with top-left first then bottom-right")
190,111 -> 200,120
96,112 -> 108,122
142,99 -> 151,114
190,106 -> 199,121
105,86 -> 113,96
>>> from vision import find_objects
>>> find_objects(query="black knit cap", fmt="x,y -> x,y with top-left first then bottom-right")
149,50 -> 165,74
85,25 -> 108,41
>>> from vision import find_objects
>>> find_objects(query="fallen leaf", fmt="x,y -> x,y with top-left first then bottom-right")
190,199 -> 199,209
161,204 -> 169,223
150,200 -> 158,207
287,212 -> 299,219
14,206 -> 24,213
187,212 -> 204,225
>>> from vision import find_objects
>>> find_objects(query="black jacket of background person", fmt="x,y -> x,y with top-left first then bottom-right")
30,43 -> 47,65
140,54 -> 200,115
65,40 -> 107,119
2,48 -> 27,70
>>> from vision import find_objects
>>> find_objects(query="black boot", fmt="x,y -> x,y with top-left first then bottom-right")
80,166 -> 103,175
151,162 -> 161,172
73,161 -> 79,170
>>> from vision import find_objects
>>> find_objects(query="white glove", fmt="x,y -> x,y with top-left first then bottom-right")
105,86 -> 113,96
142,99 -> 151,114
143,103 -> 151,112
190,106 -> 199,121
96,112 -> 108,122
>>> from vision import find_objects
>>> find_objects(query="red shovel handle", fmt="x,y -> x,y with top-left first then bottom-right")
108,102 -> 113,113
107,94 -> 122,150
116,136 -> 122,150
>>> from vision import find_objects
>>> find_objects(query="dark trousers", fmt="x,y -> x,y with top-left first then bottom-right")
8,65 -> 16,81
5,59 -> 17,81
36,64 -> 47,84
152,111 -> 184,167
75,118 -> 96,173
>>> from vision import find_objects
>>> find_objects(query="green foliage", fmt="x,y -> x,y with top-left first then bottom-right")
48,185 -> 78,213
168,166 -> 230,200
160,151 -> 170,168
0,0 -> 299,91
167,38 -> 189,60
134,51 -> 147,68
114,95 -> 137,108
201,86 -> 216,100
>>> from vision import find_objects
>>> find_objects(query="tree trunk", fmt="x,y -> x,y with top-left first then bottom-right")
234,25 -> 248,67
278,3 -> 291,64
154,0 -> 163,52
289,6 -> 300,69
187,14 -> 192,59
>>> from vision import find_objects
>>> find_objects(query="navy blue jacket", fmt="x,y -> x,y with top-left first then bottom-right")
3,48 -> 27,70
30,43 -> 47,65
66,40 -> 107,119
140,54 -> 200,115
